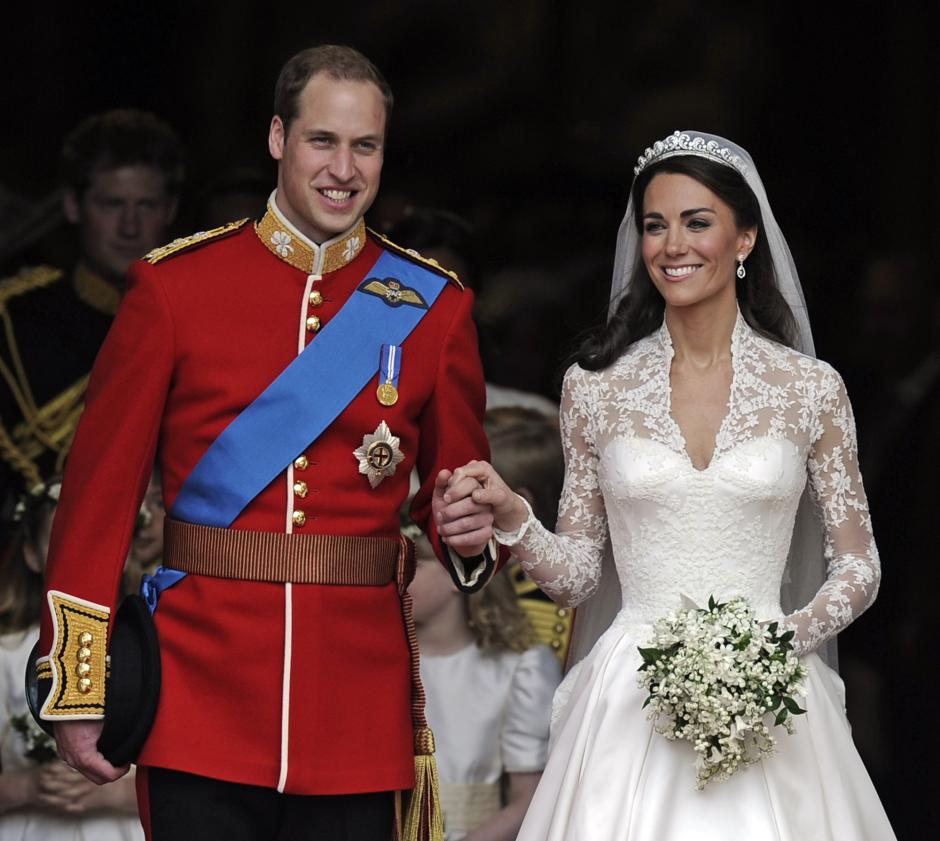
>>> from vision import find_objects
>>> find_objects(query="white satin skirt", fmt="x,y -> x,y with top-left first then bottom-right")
516,618 -> 897,841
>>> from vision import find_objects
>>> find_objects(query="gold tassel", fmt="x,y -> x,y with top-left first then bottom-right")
402,726 -> 445,841
397,545 -> 445,841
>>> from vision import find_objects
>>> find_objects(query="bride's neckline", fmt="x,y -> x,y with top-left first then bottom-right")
657,309 -> 749,473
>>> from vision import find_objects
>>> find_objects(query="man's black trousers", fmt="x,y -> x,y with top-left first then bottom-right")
137,766 -> 395,841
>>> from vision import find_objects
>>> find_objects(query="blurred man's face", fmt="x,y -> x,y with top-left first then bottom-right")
64,165 -> 178,283
268,74 -> 385,243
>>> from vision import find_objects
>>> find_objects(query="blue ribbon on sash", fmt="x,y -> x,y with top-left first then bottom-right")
169,250 -> 448,528
379,343 -> 402,391
140,567 -> 189,614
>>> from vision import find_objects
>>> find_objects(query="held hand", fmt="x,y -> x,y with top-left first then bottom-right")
53,720 -> 128,786
448,460 -> 528,534
433,468 -> 494,557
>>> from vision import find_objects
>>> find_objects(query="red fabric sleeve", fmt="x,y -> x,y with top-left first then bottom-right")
39,261 -> 174,651
409,287 -> 508,583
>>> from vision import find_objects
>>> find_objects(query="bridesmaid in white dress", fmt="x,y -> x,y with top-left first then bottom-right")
409,528 -> 560,841
437,131 -> 897,840
0,482 -> 143,840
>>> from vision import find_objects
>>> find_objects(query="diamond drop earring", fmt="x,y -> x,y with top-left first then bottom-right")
736,255 -> 746,279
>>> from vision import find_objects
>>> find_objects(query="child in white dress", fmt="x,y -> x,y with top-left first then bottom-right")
409,527 -> 560,841
0,479 -> 146,840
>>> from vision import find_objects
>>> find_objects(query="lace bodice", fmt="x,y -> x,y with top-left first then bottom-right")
501,314 -> 879,656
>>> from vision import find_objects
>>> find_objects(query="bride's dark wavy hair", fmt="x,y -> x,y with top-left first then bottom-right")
577,155 -> 798,371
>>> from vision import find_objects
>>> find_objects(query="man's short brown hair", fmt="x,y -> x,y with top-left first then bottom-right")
273,45 -> 394,136
60,109 -> 186,198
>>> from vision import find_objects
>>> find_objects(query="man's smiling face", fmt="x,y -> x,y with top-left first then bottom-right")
268,73 -> 386,243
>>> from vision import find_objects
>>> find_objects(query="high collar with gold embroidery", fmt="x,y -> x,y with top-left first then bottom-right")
73,263 -> 121,316
255,194 -> 367,275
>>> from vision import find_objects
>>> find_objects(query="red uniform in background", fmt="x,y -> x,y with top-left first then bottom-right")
38,200 -> 494,795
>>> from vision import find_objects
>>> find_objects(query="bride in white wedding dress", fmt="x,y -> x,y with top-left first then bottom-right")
439,131 -> 896,840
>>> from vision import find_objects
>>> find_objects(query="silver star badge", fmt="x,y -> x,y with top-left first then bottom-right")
354,421 -> 405,488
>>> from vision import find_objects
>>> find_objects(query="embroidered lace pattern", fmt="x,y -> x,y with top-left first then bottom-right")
504,313 -> 879,656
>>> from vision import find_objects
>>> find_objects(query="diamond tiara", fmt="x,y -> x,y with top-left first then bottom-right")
634,131 -> 749,177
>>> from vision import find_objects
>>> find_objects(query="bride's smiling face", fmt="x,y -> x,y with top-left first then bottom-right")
640,172 -> 755,310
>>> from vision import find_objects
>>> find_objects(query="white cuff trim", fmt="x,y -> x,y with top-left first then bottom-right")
493,494 -> 536,547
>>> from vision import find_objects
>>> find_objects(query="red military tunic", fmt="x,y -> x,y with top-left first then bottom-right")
39,200 -> 493,794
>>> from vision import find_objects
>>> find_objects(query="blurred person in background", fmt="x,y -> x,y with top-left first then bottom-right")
484,407 -> 571,664
473,266 -> 569,414
387,208 -> 558,416
407,514 -> 560,841
196,167 -> 270,230
0,476 -> 152,840
385,206 -> 477,291
121,471 -> 165,598
0,110 -> 184,529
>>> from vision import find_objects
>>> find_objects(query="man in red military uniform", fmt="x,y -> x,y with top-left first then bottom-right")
37,46 -> 497,840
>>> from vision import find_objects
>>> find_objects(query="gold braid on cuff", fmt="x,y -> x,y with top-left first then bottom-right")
41,591 -> 109,719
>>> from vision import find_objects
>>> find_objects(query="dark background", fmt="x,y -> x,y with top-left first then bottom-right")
2,2 -> 938,836
3,3 -> 937,373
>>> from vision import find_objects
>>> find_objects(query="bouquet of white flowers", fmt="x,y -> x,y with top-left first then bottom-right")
10,712 -> 58,764
637,596 -> 807,790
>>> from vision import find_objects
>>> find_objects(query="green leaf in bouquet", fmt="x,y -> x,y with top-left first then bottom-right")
733,632 -> 752,650
774,707 -> 789,727
782,696 -> 807,715
25,741 -> 59,764
706,595 -> 727,612
765,694 -> 781,710
643,695 -> 652,709
766,621 -> 779,635
779,629 -> 794,643
638,646 -> 664,666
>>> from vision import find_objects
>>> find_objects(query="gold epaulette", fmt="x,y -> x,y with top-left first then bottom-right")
144,218 -> 250,264
367,228 -> 463,289
0,265 -> 63,310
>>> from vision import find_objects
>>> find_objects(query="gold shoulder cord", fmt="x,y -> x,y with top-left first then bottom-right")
0,267 -> 64,485
0,424 -> 40,487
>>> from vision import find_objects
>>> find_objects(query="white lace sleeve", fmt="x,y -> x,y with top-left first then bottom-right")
781,366 -> 880,655
500,366 -> 609,607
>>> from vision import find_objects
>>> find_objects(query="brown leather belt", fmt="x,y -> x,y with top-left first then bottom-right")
163,518 -> 414,588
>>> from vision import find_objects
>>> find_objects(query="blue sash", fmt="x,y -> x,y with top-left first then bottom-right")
170,250 -> 448,527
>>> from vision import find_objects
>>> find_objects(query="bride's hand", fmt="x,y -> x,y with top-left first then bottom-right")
432,469 -> 494,556
448,460 -> 529,534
